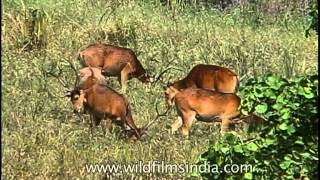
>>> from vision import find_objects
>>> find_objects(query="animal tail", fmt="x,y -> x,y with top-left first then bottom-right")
234,75 -> 240,93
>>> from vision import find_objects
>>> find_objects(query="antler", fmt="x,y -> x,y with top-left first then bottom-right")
46,61 -> 70,89
143,102 -> 172,131
150,59 -> 181,85
63,59 -> 80,89
45,59 -> 80,99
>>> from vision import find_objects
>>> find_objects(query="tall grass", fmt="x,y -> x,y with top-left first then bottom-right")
2,0 -> 318,178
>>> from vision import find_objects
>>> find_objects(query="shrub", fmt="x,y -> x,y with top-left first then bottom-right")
194,74 -> 318,179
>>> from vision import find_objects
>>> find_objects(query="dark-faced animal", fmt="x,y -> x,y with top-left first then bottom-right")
66,68 -> 142,139
78,43 -> 152,90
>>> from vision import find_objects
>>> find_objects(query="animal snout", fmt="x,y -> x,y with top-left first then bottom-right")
166,98 -> 175,106
101,69 -> 111,76
73,107 -> 82,114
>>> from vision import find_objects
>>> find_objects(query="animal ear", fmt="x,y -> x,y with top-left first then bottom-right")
169,86 -> 179,93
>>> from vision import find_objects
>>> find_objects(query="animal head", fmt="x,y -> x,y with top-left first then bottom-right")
79,67 -> 105,85
164,85 -> 180,106
65,88 -> 86,113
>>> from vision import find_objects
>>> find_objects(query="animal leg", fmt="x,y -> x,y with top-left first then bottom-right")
171,116 -> 183,134
120,63 -> 133,91
89,114 -> 95,135
106,118 -> 113,133
220,110 -> 240,135
100,118 -> 112,136
220,118 -> 231,135
181,111 -> 196,137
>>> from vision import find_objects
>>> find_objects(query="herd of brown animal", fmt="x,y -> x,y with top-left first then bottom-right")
63,43 -> 263,140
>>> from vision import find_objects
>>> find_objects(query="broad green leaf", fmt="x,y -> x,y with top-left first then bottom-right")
264,89 -> 277,99
234,144 -> 243,153
294,139 -> 304,145
276,95 -> 285,104
304,92 -> 314,99
304,87 -> 312,93
272,103 -> 283,110
298,86 -> 305,95
246,142 -> 259,152
281,111 -> 290,120
301,152 -> 311,159
244,172 -> 253,180
221,147 -> 229,154
265,138 -> 276,146
280,160 -> 292,170
266,76 -> 281,90
284,155 -> 292,161
190,171 -> 201,177
311,155 -> 319,160
279,123 -> 288,130
241,109 -> 249,116
255,103 -> 268,113
286,175 -> 294,179
286,124 -> 296,134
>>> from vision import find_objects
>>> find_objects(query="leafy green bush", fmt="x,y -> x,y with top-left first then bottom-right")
194,75 -> 318,179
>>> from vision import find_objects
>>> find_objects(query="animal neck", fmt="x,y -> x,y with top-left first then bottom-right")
82,88 -> 92,102
173,80 -> 187,90
80,84 -> 97,101
79,80 -> 97,91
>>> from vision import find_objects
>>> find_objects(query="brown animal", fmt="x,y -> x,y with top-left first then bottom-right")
79,67 -> 105,85
165,86 -> 241,136
167,64 -> 239,93
78,43 -> 152,89
66,68 -> 142,139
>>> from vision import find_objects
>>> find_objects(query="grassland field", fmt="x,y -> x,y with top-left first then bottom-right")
1,0 -> 318,179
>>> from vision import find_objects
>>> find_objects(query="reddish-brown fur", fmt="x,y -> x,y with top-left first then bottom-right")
78,43 -> 151,88
79,67 -> 105,85
168,64 -> 239,93
165,86 -> 241,136
67,68 -> 142,139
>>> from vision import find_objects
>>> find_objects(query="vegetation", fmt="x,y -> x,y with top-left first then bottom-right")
195,75 -> 318,179
305,2 -> 318,37
2,0 -> 318,179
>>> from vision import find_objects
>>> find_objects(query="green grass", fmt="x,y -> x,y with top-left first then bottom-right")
2,0 -> 318,179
